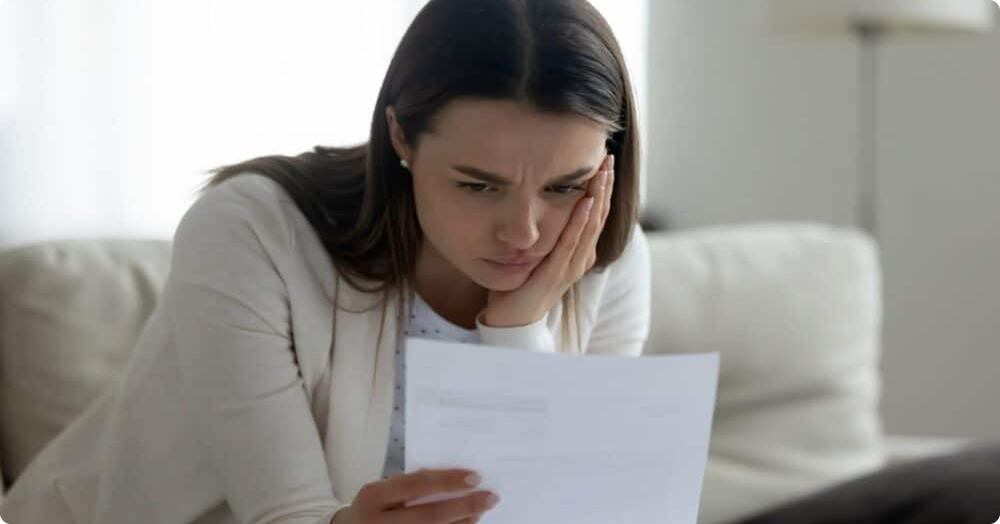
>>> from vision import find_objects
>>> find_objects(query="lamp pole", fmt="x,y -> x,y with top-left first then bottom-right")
852,21 -> 885,239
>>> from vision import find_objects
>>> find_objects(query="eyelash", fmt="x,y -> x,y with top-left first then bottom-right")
456,183 -> 586,195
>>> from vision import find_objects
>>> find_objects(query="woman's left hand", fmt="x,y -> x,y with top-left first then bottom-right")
480,153 -> 614,328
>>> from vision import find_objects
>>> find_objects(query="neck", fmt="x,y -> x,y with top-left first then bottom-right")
413,243 -> 488,330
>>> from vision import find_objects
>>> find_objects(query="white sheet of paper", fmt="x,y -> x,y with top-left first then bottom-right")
403,337 -> 720,524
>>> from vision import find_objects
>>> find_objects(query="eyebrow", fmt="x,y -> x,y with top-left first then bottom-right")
450,164 -> 595,186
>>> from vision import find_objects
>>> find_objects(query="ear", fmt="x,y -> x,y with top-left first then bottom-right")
385,106 -> 413,164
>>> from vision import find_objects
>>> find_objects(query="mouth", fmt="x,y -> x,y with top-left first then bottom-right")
483,258 -> 541,273
489,257 -> 543,265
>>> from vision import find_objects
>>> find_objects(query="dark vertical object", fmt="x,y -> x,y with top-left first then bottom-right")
853,22 -> 884,239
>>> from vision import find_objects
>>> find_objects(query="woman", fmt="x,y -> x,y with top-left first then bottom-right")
0,0 -> 650,523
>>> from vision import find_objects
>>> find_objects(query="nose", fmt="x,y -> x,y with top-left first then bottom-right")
495,198 -> 540,250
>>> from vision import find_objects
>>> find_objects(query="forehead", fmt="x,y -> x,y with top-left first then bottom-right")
421,98 -> 608,165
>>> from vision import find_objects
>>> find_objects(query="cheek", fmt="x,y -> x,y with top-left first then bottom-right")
414,192 -> 480,249
542,208 -> 574,242
412,182 -> 451,229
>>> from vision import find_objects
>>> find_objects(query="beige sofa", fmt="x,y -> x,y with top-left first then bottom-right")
0,222 -> 971,523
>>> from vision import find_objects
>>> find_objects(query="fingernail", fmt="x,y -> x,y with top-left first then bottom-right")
465,473 -> 481,486
585,197 -> 595,211
486,493 -> 500,508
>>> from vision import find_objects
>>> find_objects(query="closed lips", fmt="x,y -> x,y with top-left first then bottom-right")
491,258 -> 540,265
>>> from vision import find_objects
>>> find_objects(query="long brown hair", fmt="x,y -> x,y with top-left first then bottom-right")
200,0 -> 641,353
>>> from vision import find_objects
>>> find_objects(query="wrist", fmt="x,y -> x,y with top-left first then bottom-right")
331,505 -> 354,524
477,309 -> 555,353
481,310 -> 516,328
480,309 -> 539,328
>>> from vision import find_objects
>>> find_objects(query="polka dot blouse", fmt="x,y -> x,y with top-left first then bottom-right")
381,289 -> 482,480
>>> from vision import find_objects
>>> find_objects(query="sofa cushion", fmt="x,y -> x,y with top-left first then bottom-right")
643,222 -> 887,524
0,239 -> 172,493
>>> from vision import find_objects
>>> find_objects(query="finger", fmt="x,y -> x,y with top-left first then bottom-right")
390,491 -> 497,524
365,469 -> 480,510
584,157 -> 609,230
542,194 -> 594,279
601,155 -> 615,223
571,166 -> 608,272
590,164 -> 606,222
598,154 -> 613,226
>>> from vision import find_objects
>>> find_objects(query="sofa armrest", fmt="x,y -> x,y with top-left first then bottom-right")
884,434 -> 976,466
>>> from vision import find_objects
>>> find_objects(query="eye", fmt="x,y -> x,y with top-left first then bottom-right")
549,185 -> 586,195
456,182 -> 495,193
455,182 -> 586,195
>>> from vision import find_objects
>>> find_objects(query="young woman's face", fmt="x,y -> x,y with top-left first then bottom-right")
389,98 -> 610,293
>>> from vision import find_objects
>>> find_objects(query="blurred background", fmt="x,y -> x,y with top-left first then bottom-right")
0,0 -> 997,442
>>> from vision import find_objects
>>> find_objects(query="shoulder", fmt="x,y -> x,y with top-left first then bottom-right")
576,223 -> 650,305
171,173 -> 306,280
599,222 -> 650,283
178,173 -> 296,231
616,222 -> 650,272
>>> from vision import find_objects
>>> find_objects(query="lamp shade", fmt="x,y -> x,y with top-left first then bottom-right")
770,0 -> 996,34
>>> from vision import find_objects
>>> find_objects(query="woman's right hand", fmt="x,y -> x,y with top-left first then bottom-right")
332,468 -> 500,524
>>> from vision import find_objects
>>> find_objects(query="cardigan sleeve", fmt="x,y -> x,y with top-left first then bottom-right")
475,310 -> 555,353
164,176 -> 347,524
584,223 -> 652,357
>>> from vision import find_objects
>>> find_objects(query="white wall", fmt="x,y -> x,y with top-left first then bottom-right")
646,0 -> 1000,439
879,30 -> 1000,439
0,0 -> 429,248
0,0 -> 647,248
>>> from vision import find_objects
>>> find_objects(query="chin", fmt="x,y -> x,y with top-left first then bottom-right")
483,278 -> 525,292
472,263 -> 532,291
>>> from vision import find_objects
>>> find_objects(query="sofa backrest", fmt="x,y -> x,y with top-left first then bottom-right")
0,239 -> 172,495
643,222 -> 886,524
0,222 -> 886,524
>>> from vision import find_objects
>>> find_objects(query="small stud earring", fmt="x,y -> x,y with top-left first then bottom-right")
400,159 -> 410,170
